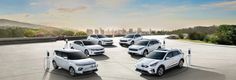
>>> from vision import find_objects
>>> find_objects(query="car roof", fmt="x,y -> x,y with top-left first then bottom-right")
54,49 -> 82,53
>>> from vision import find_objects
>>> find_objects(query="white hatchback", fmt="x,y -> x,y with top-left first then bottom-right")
135,49 -> 184,76
128,39 -> 162,56
70,40 -> 105,56
87,34 -> 113,45
52,49 -> 98,76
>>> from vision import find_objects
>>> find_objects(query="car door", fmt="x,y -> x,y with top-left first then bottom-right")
164,52 -> 175,69
134,34 -> 142,41
54,51 -> 63,67
89,35 -> 99,44
73,41 -> 85,51
60,52 -> 70,70
153,40 -> 161,48
172,51 -> 182,65
147,41 -> 156,51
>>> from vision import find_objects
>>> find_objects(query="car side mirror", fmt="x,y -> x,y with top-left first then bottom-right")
165,57 -> 170,60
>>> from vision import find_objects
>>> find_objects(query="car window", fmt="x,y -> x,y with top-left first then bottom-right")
153,40 -> 159,44
135,34 -> 141,38
149,41 -> 155,45
125,34 -> 134,38
173,51 -> 181,56
166,52 -> 174,58
146,52 -> 167,60
61,52 -> 68,58
55,51 -> 62,57
74,41 -> 83,46
90,35 -> 97,38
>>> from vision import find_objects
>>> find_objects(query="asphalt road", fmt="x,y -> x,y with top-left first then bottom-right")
0,35 -> 236,80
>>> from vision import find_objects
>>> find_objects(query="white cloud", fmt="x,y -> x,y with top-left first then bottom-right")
202,1 -> 236,10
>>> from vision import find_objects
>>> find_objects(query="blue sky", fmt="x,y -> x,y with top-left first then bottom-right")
0,0 -> 235,30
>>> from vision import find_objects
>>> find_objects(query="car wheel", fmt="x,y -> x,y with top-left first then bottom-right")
157,46 -> 161,49
71,47 -> 74,49
69,67 -> 76,77
52,61 -> 58,69
98,41 -> 102,45
157,66 -> 165,76
143,50 -> 148,56
84,50 -> 89,56
178,60 -> 184,68
131,41 -> 134,45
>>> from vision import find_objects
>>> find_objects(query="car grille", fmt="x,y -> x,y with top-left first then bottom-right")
94,51 -> 104,55
91,48 -> 104,51
120,40 -> 127,42
79,63 -> 96,66
129,48 -> 138,51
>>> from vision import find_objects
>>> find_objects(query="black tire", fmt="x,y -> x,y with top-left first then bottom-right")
98,41 -> 102,45
131,41 -> 134,45
69,67 -> 76,77
178,59 -> 184,68
52,61 -> 58,69
143,50 -> 148,56
157,66 -> 165,77
71,47 -> 74,49
157,46 -> 161,49
84,50 -> 89,56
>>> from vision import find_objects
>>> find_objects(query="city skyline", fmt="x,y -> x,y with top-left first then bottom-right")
0,0 -> 236,30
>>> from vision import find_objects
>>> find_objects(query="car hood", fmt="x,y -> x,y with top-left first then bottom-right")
99,38 -> 112,41
129,45 -> 145,49
137,58 -> 160,65
70,58 -> 96,65
85,45 -> 104,49
120,38 -> 132,41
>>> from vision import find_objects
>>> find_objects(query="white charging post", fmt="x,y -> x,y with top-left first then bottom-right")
63,39 -> 69,49
46,51 -> 50,71
162,39 -> 166,49
188,48 -> 191,66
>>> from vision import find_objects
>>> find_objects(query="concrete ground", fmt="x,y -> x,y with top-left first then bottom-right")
0,35 -> 235,80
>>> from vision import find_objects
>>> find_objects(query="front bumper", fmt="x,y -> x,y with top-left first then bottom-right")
135,66 -> 156,74
128,49 -> 143,55
90,50 -> 105,55
102,41 -> 113,45
75,64 -> 98,74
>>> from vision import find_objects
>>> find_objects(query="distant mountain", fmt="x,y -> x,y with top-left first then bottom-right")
0,19 -> 61,30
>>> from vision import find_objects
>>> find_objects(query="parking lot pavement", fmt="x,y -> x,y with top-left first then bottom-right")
0,35 -> 236,80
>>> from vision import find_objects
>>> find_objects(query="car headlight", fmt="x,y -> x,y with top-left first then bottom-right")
150,62 -> 158,67
78,67 -> 83,71
139,47 -> 145,50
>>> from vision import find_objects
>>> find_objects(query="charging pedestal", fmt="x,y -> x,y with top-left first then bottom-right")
63,39 -> 69,49
188,48 -> 191,66
46,51 -> 50,72
162,39 -> 166,49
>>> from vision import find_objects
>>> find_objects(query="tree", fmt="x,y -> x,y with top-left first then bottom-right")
216,25 -> 236,45
75,31 -> 87,36
24,29 -> 37,37
62,30 -> 75,36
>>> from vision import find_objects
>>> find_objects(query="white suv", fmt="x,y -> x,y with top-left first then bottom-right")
119,33 -> 143,46
87,34 -> 113,45
52,49 -> 98,76
135,49 -> 184,76
128,39 -> 162,56
70,40 -> 105,56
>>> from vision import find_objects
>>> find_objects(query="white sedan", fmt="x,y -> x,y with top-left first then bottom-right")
70,40 -> 105,56
52,49 -> 98,76
135,49 -> 184,76
128,39 -> 162,56
87,34 -> 113,45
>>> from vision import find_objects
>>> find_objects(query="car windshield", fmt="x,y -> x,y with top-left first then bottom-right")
135,40 -> 149,46
146,52 -> 166,60
97,35 -> 107,38
124,34 -> 134,38
83,41 -> 95,45
67,52 -> 88,60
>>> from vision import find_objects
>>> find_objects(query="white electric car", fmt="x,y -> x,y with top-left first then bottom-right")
135,49 -> 184,76
87,34 -> 113,45
119,33 -> 143,46
128,39 -> 162,56
70,40 -> 105,56
52,49 -> 98,76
